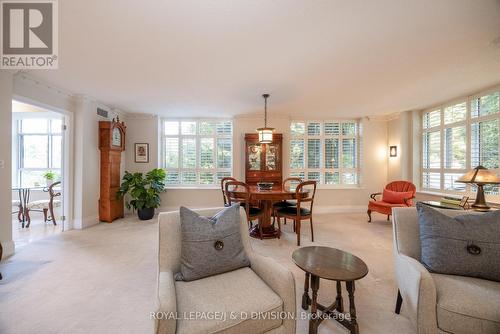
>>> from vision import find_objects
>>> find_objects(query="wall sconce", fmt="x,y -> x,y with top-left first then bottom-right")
389,146 -> 398,157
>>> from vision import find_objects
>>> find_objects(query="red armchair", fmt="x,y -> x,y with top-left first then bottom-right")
367,181 -> 416,222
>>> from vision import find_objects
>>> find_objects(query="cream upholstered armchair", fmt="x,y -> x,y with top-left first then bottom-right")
392,207 -> 500,334
156,207 -> 296,334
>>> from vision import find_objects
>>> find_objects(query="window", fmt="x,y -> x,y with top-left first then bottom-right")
15,117 -> 63,187
422,90 -> 500,196
161,120 -> 233,186
289,121 -> 361,186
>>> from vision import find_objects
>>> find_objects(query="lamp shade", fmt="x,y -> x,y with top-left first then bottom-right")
456,166 -> 500,185
257,127 -> 273,143
257,94 -> 274,143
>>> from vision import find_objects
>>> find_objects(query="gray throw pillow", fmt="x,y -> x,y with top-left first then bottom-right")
417,203 -> 500,282
175,204 -> 250,282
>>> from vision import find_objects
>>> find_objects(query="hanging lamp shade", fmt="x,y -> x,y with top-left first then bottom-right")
257,94 -> 274,143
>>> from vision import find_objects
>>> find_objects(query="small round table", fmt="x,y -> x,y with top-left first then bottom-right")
292,246 -> 369,334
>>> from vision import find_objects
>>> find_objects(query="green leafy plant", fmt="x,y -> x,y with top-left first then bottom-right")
117,169 -> 166,211
43,171 -> 56,180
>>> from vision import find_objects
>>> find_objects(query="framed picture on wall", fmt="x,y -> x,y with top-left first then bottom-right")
134,143 -> 149,163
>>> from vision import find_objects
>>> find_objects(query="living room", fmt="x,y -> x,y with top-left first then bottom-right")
1,1 -> 500,334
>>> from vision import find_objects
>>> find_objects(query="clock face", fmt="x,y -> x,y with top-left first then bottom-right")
112,127 -> 122,147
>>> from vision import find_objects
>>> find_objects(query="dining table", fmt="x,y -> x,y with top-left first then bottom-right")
226,184 -> 309,239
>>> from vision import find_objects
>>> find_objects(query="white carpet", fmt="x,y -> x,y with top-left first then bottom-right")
0,212 -> 413,334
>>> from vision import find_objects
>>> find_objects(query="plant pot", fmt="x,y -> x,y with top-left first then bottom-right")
137,207 -> 155,220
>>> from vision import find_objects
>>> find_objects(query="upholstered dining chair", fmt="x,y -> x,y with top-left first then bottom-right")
156,207 -> 296,334
275,180 -> 317,246
367,180 -> 416,223
26,181 -> 61,227
272,177 -> 302,225
220,176 -> 237,207
225,180 -> 265,238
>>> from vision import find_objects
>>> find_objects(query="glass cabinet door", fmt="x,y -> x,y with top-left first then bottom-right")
265,143 -> 280,171
247,143 -> 262,170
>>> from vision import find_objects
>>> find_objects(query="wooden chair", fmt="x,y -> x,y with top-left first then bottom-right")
26,181 -> 61,227
220,177 -> 237,207
225,181 -> 265,239
275,180 -> 317,246
272,177 -> 302,225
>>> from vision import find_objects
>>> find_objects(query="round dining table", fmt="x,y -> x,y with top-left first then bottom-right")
227,185 -> 309,239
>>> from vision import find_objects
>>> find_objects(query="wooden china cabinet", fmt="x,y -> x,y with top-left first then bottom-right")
245,133 -> 283,186
99,117 -> 126,223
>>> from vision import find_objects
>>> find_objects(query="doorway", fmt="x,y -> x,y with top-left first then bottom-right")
11,100 -> 70,248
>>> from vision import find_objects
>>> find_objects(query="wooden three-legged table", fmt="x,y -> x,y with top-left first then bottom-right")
292,246 -> 369,334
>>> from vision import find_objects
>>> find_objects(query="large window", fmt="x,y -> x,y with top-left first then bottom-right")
289,121 -> 361,186
161,120 -> 233,186
422,90 -> 499,196
15,117 -> 63,187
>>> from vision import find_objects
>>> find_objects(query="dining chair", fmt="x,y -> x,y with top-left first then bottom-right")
26,181 -> 61,227
275,180 -> 317,246
225,180 -> 265,239
220,177 -> 237,207
272,177 -> 302,225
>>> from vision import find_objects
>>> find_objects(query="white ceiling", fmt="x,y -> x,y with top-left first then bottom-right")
28,0 -> 500,118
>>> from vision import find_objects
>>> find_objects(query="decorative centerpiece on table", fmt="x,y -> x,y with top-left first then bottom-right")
257,182 -> 273,190
117,168 -> 166,220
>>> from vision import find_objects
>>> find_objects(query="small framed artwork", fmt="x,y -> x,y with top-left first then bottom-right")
134,143 -> 149,163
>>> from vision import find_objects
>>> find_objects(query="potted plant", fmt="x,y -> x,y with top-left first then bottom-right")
43,171 -> 56,187
117,168 -> 166,220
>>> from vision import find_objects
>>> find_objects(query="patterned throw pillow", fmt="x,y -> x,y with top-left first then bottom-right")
175,204 -> 250,282
417,203 -> 500,282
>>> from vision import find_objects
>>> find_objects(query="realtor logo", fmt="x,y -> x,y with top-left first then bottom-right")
1,0 -> 58,69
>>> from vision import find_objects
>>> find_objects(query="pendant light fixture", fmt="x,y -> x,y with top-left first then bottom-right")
257,93 -> 274,143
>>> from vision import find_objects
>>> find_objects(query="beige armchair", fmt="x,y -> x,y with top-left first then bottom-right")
392,207 -> 500,334
156,207 -> 296,334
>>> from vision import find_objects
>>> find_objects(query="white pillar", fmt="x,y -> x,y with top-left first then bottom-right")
0,72 -> 14,257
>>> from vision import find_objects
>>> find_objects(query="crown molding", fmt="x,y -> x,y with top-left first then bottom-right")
14,73 -> 134,114
124,112 -> 157,120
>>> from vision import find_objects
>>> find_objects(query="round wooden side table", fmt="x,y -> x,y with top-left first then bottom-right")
292,246 -> 369,334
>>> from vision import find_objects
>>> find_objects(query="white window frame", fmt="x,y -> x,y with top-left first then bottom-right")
15,117 -> 63,187
160,119 -> 233,188
421,88 -> 500,201
289,120 -> 361,188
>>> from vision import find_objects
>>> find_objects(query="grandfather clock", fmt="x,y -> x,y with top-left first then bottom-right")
99,117 -> 126,223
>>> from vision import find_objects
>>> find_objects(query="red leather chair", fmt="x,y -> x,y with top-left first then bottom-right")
367,181 -> 416,222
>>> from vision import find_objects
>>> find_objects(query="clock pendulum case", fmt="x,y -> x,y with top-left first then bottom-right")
98,117 -> 126,223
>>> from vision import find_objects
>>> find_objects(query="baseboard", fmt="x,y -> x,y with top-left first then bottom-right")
313,205 -> 367,214
1,240 -> 15,259
73,215 -> 99,229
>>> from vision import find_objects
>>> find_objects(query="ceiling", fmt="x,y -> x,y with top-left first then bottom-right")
28,0 -> 500,118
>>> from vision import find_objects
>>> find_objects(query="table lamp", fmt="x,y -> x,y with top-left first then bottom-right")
456,166 -> 500,211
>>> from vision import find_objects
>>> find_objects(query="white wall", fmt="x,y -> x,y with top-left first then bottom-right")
387,113 -> 410,181
124,114 -> 389,213
0,72 -> 14,257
